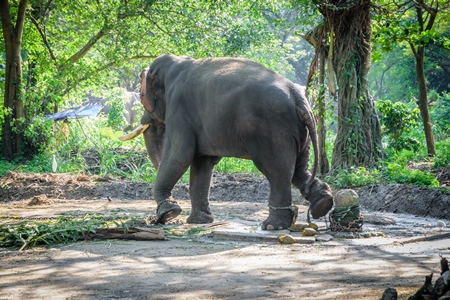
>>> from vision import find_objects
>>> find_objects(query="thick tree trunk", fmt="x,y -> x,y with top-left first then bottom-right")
1,0 -> 28,161
414,48 -> 436,156
327,0 -> 384,169
2,44 -> 24,160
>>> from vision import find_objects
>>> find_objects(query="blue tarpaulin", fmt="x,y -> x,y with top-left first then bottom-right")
44,103 -> 104,121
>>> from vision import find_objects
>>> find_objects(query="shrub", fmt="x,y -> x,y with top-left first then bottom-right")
434,138 -> 450,168
0,160 -> 16,177
324,167 -> 382,188
385,163 -> 440,187
376,99 -> 420,152
431,92 -> 450,137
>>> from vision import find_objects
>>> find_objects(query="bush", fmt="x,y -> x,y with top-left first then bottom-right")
324,167 -> 382,188
385,163 -> 440,187
0,160 -> 16,177
431,92 -> 450,137
434,138 -> 450,168
376,99 -> 420,152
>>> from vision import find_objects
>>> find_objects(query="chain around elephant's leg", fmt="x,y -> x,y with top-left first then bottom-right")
262,206 -> 296,230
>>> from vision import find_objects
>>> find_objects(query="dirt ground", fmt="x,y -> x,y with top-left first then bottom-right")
1,170 -> 450,300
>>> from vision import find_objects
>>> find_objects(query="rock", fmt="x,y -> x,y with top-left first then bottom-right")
335,189 -> 359,207
363,214 -> 396,225
302,228 -> 316,236
380,287 -> 398,300
289,223 -> 318,232
437,220 -> 447,228
278,235 -> 296,244
330,189 -> 363,232
316,234 -> 333,242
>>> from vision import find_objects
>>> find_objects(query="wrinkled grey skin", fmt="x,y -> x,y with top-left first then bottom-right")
140,54 -> 333,230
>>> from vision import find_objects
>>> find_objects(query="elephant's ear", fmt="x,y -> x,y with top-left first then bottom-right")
143,70 -> 158,113
140,68 -> 159,113
140,68 -> 152,112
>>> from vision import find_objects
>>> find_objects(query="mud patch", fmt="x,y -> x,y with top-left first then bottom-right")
1,171 -> 450,299
357,184 -> 450,220
27,194 -> 54,206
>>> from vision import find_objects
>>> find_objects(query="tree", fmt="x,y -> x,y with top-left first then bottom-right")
309,0 -> 384,170
1,0 -> 280,160
373,0 -> 450,156
1,0 -> 28,160
302,23 -> 331,174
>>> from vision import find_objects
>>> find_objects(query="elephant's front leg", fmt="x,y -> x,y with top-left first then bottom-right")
153,141 -> 194,224
187,155 -> 221,224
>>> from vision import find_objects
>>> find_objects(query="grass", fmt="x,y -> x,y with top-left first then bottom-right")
0,213 -> 144,250
0,117 -> 261,181
0,116 -> 448,189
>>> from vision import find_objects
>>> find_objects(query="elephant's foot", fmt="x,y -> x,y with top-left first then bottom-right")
156,199 -> 182,224
261,207 -> 296,230
309,194 -> 333,219
187,209 -> 214,224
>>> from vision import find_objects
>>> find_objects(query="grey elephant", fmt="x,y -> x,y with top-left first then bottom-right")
121,54 -> 333,230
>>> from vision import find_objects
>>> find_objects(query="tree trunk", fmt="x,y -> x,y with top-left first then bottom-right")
1,0 -> 28,161
325,0 -> 384,170
318,49 -> 330,174
413,47 -> 436,156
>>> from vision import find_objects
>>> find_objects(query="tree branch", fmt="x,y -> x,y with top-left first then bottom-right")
96,55 -> 157,73
0,0 -> 14,45
60,55 -> 157,97
409,41 -> 419,59
15,0 -> 29,40
415,0 -> 438,15
28,15 -> 57,65
66,22 -> 109,67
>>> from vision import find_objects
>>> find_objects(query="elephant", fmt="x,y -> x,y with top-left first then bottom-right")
120,54 -> 334,230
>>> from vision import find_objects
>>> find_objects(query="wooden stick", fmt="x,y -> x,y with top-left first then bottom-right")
80,227 -> 165,241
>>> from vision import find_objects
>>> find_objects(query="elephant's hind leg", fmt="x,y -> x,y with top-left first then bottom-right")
187,155 -> 221,224
251,153 -> 296,230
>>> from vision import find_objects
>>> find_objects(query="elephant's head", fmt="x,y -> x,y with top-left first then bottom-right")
119,57 -> 173,170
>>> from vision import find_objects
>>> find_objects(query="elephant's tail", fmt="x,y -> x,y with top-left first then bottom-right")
293,86 -> 319,199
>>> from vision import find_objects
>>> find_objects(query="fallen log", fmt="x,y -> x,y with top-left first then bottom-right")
381,256 -> 450,300
80,227 -> 165,241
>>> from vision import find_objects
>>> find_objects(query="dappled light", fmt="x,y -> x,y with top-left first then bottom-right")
1,0 -> 449,299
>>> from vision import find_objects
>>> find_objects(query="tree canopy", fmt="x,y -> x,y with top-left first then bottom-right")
2,0 -> 300,159
1,0 -> 449,172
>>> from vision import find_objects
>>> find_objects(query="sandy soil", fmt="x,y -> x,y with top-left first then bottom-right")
0,171 -> 450,300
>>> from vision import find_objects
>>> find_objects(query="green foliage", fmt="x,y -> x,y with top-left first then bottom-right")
0,160 -> 16,176
324,167 -> 382,188
433,138 -> 450,168
105,89 -> 127,131
385,163 -> 440,187
369,47 -> 418,100
376,99 -> 420,151
22,117 -> 55,156
0,213 -> 144,250
431,92 -> 450,137
215,158 -> 260,174
4,0 -> 307,160
385,146 -> 428,167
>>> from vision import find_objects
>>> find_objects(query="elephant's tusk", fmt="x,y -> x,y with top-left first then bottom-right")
118,123 -> 151,141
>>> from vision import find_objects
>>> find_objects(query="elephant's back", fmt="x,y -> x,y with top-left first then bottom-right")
192,57 -> 285,85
